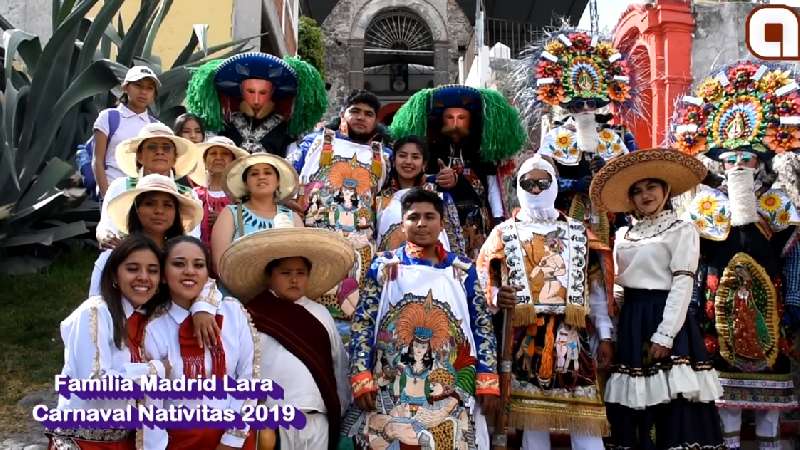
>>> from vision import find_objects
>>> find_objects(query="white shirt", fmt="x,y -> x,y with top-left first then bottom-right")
93,105 -> 161,184
56,296 -> 164,412
258,297 -> 351,415
96,176 -> 201,242
88,250 -> 111,297
143,298 -> 258,449
614,211 -> 700,348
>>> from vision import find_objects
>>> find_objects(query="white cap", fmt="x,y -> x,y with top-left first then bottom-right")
123,66 -> 161,88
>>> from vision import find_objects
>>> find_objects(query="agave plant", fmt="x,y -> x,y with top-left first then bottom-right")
0,0 -> 260,273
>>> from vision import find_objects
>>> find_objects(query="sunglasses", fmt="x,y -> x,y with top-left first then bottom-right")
520,178 -> 552,192
721,152 -> 755,165
568,99 -> 598,110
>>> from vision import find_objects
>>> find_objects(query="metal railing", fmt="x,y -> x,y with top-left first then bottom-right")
483,17 -> 542,58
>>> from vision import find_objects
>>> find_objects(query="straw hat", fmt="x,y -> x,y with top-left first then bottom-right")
223,152 -> 299,201
107,174 -> 203,233
589,148 -> 708,213
218,214 -> 356,302
187,136 -> 250,186
115,123 -> 199,178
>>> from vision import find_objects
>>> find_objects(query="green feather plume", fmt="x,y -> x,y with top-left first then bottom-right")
479,88 -> 526,161
389,88 -> 433,140
185,59 -> 225,132
283,56 -> 327,137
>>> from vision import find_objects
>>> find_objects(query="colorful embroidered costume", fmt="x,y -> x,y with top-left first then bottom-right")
389,85 -> 526,259
287,127 -> 389,327
671,61 -> 800,449
185,52 -> 326,156
346,246 -> 500,449
476,156 -> 613,445
512,29 -> 639,245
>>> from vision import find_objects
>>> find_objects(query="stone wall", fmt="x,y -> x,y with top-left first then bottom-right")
2,0 -> 52,41
321,0 -> 473,117
691,1 -> 755,82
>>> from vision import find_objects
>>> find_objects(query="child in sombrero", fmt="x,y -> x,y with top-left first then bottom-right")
218,214 -> 354,450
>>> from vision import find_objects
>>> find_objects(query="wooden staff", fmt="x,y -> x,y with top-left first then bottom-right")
492,304 -> 515,450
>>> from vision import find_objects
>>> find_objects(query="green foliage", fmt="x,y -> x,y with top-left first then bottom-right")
0,0 -> 257,272
283,56 -> 327,136
298,16 -> 325,78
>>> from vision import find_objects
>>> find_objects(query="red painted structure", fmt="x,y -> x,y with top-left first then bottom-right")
613,0 -> 694,148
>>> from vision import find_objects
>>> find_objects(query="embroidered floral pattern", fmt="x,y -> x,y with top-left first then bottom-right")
535,31 -> 630,107
540,124 -> 627,165
672,61 -> 800,156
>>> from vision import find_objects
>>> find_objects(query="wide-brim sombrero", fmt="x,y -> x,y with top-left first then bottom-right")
430,84 -> 482,116
188,137 -> 250,186
115,124 -> 199,178
218,225 -> 356,302
223,152 -> 299,201
589,148 -> 708,213
107,174 -> 203,234
214,52 -> 298,99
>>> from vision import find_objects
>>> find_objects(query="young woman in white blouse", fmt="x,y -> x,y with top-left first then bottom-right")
49,234 -> 168,449
143,236 -> 258,450
589,149 -> 724,449
89,174 -> 204,297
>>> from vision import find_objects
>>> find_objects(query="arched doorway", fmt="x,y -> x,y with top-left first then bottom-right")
362,9 -> 435,97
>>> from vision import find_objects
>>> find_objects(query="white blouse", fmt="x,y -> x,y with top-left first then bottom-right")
143,298 -> 258,449
613,211 -> 700,348
56,296 -> 164,412
258,297 -> 351,416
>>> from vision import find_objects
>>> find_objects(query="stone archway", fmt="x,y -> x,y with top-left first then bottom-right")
347,0 -> 450,91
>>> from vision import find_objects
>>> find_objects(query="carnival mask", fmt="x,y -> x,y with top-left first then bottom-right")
240,78 -> 275,119
441,107 -> 471,142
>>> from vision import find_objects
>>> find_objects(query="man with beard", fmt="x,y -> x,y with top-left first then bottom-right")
286,90 -> 390,334
671,60 -> 800,450
390,85 -> 526,258
185,52 -> 326,157
512,30 -> 638,245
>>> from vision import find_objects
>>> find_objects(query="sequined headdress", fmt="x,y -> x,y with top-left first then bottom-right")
511,27 -> 640,130
670,60 -> 800,159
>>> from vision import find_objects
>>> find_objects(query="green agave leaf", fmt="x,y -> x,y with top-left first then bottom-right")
15,157 -> 73,212
103,22 -> 122,47
76,0 -> 125,72
55,0 -> 78,29
116,0 -> 157,66
17,0 -> 99,164
24,60 -> 126,187
183,33 -> 266,65
171,29 -> 199,68
116,13 -> 125,39
142,0 -> 174,58
0,12 -> 14,31
1,220 -> 88,248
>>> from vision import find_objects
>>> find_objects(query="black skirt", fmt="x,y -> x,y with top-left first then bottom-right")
605,288 -> 724,450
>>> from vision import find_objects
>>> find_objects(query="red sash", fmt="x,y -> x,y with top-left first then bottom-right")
126,311 -> 146,363
178,315 -> 226,379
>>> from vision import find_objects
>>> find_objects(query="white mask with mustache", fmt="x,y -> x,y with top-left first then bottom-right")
573,112 -> 599,153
